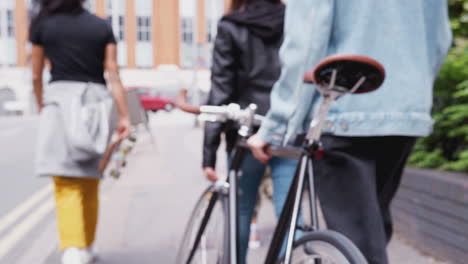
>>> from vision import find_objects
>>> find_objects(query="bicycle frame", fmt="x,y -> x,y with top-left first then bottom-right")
264,141 -> 320,264
184,70 -> 367,264
265,81 -> 343,264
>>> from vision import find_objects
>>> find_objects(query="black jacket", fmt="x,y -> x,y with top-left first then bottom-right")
203,2 -> 284,168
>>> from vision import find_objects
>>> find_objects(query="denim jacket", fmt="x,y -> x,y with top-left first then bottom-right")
257,0 -> 452,146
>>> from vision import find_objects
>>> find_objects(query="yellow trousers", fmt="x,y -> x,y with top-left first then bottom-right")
52,176 -> 100,250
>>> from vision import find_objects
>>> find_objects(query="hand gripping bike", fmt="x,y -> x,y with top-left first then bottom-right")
175,54 -> 386,264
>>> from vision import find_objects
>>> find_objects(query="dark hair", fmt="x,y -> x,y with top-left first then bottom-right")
229,0 -> 281,12
33,0 -> 84,22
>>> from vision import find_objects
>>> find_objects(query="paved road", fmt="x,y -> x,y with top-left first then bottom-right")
0,116 -> 49,219
0,111 -> 446,263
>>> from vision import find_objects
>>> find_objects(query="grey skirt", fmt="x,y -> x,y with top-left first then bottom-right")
35,81 -> 113,179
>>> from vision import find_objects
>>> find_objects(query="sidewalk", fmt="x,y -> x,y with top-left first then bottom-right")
38,111 -> 444,264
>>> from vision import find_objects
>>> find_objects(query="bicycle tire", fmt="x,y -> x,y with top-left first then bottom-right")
277,230 -> 368,264
176,186 -> 229,264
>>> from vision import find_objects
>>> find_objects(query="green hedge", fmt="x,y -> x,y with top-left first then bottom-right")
408,43 -> 468,172
449,0 -> 468,38
408,1 -> 468,173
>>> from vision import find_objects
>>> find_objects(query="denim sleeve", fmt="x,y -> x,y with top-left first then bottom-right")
257,0 -> 335,145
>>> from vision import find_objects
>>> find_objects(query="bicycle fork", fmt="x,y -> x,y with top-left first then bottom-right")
186,191 -> 220,264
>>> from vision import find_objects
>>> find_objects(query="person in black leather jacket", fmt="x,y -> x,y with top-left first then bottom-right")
202,0 -> 298,262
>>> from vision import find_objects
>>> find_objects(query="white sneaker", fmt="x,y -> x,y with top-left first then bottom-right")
81,247 -> 96,263
62,248 -> 84,264
248,223 -> 261,249
61,247 -> 96,264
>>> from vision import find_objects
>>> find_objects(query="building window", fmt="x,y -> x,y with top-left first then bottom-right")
106,0 -> 113,33
107,1 -> 125,42
6,10 -> 14,37
137,16 -> 151,42
118,16 -> 125,41
108,16 -> 125,41
206,20 -> 212,43
0,2 -> 17,66
135,0 -> 152,68
106,0 -> 126,66
106,0 -> 113,21
182,17 -> 193,44
180,17 -> 195,68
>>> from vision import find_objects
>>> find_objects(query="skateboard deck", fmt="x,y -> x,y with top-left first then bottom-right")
99,134 -> 121,174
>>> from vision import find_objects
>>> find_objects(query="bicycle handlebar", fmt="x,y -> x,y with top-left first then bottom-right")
176,89 -> 301,159
176,89 -> 263,126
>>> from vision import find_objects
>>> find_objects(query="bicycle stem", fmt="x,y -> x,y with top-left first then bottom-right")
238,104 -> 258,138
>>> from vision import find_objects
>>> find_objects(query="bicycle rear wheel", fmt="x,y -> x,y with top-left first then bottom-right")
176,186 -> 228,264
278,230 -> 367,264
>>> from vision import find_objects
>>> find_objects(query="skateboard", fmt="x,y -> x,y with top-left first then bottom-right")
99,134 -> 137,178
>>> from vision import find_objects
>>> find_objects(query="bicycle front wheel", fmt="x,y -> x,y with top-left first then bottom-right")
176,186 -> 228,264
278,230 -> 368,264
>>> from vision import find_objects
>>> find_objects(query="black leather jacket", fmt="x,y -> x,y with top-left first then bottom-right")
203,19 -> 283,168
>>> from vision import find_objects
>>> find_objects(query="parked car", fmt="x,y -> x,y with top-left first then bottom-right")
126,86 -> 175,112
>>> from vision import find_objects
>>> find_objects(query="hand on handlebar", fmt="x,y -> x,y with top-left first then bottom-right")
203,167 -> 219,182
247,134 -> 272,164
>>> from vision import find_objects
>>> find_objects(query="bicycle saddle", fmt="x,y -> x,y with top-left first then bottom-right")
304,54 -> 385,94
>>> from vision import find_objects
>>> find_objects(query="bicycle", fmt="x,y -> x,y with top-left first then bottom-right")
175,54 -> 386,264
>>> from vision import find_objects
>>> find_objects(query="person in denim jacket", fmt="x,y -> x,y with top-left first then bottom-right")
248,0 -> 452,263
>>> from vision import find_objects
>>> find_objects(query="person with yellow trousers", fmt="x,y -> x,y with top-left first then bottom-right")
30,1 -> 130,263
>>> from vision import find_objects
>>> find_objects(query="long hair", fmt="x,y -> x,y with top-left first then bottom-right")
33,0 -> 84,22
229,0 -> 281,12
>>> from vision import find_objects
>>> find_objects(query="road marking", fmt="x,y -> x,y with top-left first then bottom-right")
0,184 -> 53,236
0,198 -> 54,259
